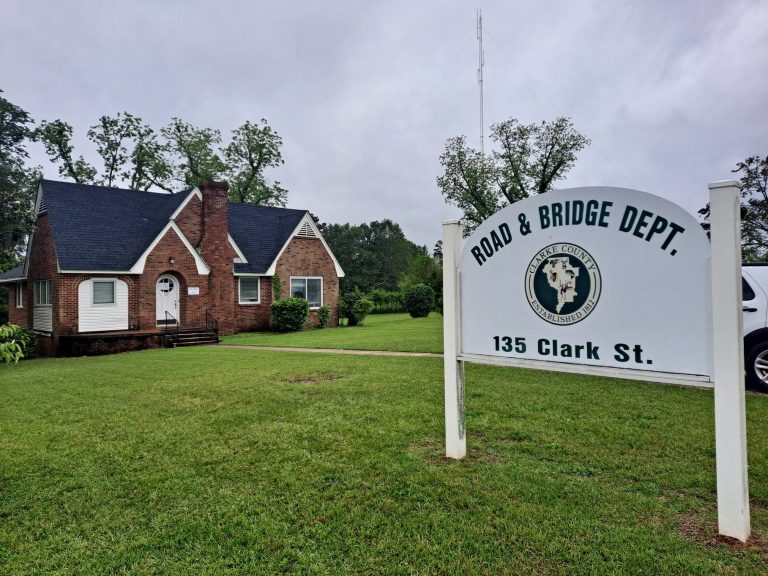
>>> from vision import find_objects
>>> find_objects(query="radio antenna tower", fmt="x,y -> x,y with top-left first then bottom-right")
477,8 -> 485,156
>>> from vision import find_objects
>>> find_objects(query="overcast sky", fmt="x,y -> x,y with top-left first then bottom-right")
2,0 -> 766,248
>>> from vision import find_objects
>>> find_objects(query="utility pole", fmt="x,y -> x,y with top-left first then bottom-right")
477,9 -> 485,156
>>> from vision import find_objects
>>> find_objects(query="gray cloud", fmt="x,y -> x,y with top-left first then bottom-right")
2,0 -> 766,248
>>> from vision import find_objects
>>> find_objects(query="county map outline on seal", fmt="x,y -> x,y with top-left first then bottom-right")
542,256 -> 579,313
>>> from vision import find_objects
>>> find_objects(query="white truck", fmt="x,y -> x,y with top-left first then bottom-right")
743,264 -> 768,390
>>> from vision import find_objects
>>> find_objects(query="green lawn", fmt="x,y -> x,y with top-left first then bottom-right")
222,312 -> 444,353
1,347 -> 767,574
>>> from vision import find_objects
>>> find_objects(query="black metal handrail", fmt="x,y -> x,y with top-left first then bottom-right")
205,310 -> 219,338
164,310 -> 179,344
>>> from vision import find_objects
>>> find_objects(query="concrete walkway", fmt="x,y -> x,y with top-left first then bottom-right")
211,344 -> 443,358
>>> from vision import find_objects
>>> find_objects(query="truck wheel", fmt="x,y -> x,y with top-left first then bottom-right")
746,341 -> 768,392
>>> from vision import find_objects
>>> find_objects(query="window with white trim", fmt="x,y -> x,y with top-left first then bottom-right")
290,277 -> 322,308
239,277 -> 261,304
93,281 -> 116,304
34,280 -> 52,306
15,282 -> 24,308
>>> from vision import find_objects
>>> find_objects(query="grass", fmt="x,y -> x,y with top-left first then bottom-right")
221,312 -> 444,353
1,347 -> 768,574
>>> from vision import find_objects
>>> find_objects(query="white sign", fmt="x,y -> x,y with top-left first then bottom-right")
443,182 -> 750,542
188,287 -> 200,296
459,187 -> 712,383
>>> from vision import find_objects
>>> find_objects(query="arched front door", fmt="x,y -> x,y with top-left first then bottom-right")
156,274 -> 180,326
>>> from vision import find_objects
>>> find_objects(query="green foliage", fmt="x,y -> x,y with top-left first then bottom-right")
270,297 -> 309,332
352,298 -> 374,326
37,111 -> 289,206
322,220 -> 428,293
437,117 -> 589,234
0,91 -> 39,263
224,120 -> 288,206
367,289 -> 404,314
402,284 -> 435,318
271,274 -> 282,300
37,119 -> 98,184
340,289 -> 374,326
700,155 -> 768,262
317,305 -> 331,328
162,118 -> 226,187
400,253 -> 442,296
0,323 -> 36,363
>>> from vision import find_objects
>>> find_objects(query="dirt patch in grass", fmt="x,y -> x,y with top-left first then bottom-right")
680,509 -> 768,557
409,439 -> 501,466
280,373 -> 342,384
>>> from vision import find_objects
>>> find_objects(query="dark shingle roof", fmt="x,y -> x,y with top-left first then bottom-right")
0,265 -> 25,281
229,203 -> 307,274
36,180 -> 308,274
41,180 -> 187,271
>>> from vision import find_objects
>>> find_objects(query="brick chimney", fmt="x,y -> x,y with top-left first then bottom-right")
199,181 -> 234,333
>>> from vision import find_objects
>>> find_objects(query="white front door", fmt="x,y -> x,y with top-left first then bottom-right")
156,274 -> 180,325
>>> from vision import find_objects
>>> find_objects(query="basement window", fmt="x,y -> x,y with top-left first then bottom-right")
239,277 -> 261,304
93,281 -> 116,305
290,277 -> 322,308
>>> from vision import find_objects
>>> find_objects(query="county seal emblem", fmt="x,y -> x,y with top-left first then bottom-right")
525,243 -> 601,325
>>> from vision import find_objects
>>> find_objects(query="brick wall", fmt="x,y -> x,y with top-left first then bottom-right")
7,283 -> 27,326
274,236 -> 340,328
26,213 -> 59,353
135,227 -> 210,330
174,194 -> 202,246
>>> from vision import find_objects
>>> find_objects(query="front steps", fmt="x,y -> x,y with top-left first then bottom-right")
165,328 -> 219,348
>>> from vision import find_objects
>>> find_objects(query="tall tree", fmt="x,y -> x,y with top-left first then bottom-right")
39,112 -> 290,204
0,91 -> 39,263
87,112 -> 142,187
162,118 -> 226,188
36,119 -> 97,184
123,121 -> 174,192
0,91 -> 40,322
322,220 -> 426,293
700,155 -> 768,262
224,119 -> 287,206
437,117 -> 590,233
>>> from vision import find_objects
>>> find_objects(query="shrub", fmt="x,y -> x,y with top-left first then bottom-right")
317,305 -> 331,328
367,289 -> 404,314
403,283 -> 435,318
340,289 -> 374,326
352,297 -> 374,326
0,324 -> 36,364
270,297 -> 309,332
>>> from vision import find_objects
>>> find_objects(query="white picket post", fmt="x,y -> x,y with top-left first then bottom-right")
443,220 -> 466,459
709,180 -> 750,542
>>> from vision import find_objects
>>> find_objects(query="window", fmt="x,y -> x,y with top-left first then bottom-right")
743,277 -> 756,301
34,280 -> 51,306
15,282 -> 24,308
93,281 -> 115,304
290,277 -> 322,308
239,277 -> 261,304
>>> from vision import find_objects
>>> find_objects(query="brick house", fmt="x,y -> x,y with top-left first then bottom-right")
0,179 -> 344,356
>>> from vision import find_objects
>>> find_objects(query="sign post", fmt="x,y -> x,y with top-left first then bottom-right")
709,180 -> 750,542
443,219 -> 466,459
